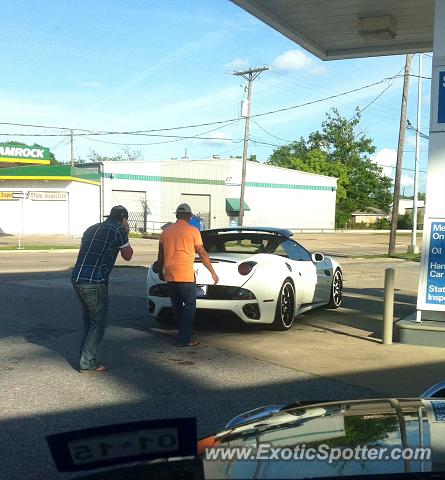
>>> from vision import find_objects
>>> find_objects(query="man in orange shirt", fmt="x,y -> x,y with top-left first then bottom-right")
157,203 -> 219,347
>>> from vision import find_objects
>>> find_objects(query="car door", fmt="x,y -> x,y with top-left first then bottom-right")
276,239 -> 319,305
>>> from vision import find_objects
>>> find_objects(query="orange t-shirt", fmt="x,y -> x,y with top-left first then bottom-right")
160,220 -> 203,282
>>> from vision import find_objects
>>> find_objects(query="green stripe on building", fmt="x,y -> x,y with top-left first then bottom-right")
0,166 -> 336,191
103,172 -> 336,191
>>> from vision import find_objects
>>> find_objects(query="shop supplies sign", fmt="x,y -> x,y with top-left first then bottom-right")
418,220 -> 445,309
0,191 -> 27,200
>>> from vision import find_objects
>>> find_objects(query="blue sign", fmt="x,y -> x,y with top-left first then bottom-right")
425,221 -> 445,305
431,400 -> 445,422
438,71 -> 445,123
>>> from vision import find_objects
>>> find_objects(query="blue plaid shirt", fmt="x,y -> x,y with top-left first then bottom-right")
71,219 -> 129,284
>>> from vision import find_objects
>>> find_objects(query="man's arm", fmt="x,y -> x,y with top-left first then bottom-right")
120,244 -> 133,261
195,245 -> 219,285
119,219 -> 133,261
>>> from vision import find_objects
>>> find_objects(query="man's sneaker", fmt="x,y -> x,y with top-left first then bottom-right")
79,364 -> 108,373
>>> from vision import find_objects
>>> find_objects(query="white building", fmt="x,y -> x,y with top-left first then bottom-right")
0,158 -> 337,235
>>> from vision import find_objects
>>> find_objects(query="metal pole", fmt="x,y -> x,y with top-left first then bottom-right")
408,53 -> 423,254
99,162 -> 104,222
70,129 -> 74,167
383,268 -> 395,344
389,54 -> 413,255
239,77 -> 252,227
18,197 -> 24,250
233,67 -> 268,226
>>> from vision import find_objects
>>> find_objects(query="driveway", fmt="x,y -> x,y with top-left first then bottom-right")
2,232 -> 443,480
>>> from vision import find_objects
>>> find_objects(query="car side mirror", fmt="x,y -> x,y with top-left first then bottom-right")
312,252 -> 324,263
152,260 -> 159,273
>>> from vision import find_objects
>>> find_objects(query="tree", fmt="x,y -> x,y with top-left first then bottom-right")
84,147 -> 143,163
268,108 -> 393,227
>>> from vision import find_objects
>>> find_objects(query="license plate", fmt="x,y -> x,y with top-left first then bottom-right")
196,285 -> 207,298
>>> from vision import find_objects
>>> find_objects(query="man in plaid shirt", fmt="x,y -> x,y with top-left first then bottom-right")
71,205 -> 133,373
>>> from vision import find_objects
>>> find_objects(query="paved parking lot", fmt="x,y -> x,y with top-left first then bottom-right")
1,232 -> 445,479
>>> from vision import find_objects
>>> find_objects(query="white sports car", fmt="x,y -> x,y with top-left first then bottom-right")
147,227 -> 343,330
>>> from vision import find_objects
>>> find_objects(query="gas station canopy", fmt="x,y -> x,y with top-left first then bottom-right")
231,0 -> 434,59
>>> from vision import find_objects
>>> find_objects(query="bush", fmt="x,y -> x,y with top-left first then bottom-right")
374,218 -> 391,230
397,213 -> 412,229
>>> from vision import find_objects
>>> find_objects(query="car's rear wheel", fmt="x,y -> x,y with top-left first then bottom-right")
272,279 -> 296,331
327,269 -> 343,308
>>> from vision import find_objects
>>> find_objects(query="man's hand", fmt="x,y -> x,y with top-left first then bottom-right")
196,244 -> 219,285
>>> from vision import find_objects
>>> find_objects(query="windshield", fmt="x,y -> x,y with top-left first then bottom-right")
202,232 -> 312,260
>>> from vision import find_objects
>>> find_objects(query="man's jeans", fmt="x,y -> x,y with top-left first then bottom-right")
73,283 -> 109,369
167,282 -> 196,345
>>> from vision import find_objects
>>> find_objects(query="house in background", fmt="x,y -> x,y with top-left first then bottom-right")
350,207 -> 390,225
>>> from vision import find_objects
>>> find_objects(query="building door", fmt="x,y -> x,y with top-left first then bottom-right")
180,194 -> 211,228
111,190 -> 147,232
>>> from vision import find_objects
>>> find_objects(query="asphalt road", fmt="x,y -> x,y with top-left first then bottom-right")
0,233 -> 422,479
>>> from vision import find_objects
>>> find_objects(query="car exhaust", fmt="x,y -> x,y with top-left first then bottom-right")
243,303 -> 260,319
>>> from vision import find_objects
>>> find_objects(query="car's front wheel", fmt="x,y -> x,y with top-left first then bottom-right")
327,269 -> 343,308
272,279 -> 296,331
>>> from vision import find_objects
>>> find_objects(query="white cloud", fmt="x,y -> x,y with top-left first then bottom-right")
225,58 -> 249,71
372,148 -> 396,177
198,131 -> 232,146
272,50 -> 326,74
373,148 -> 414,189
401,174 -> 414,188
405,135 -> 417,148
78,81 -> 103,88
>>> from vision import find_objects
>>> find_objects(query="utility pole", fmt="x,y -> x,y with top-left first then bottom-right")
389,54 -> 413,256
70,129 -> 75,167
233,66 -> 268,226
408,53 -> 423,254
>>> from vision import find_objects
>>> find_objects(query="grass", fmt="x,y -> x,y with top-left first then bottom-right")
128,232 -> 161,239
390,252 -> 421,262
0,245 -> 79,251
351,253 -> 421,262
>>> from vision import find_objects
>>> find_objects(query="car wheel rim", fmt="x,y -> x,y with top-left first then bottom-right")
332,271 -> 343,306
280,283 -> 295,328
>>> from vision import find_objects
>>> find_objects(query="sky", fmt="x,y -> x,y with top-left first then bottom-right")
0,0 -> 432,195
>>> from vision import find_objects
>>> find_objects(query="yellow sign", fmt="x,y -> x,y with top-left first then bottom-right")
0,191 -> 15,200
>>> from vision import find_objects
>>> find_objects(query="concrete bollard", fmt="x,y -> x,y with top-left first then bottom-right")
383,268 -> 395,345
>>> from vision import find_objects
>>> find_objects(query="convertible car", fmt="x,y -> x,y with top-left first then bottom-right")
147,227 -> 343,330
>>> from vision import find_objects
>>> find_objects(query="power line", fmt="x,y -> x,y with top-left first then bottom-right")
0,121 -> 241,143
351,66 -> 405,120
0,71 -> 426,138
252,120 -> 290,143
406,119 -> 429,139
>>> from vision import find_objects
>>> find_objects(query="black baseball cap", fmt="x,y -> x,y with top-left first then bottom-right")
105,205 -> 129,220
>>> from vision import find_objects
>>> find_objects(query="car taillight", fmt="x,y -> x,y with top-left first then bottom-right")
238,261 -> 257,275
